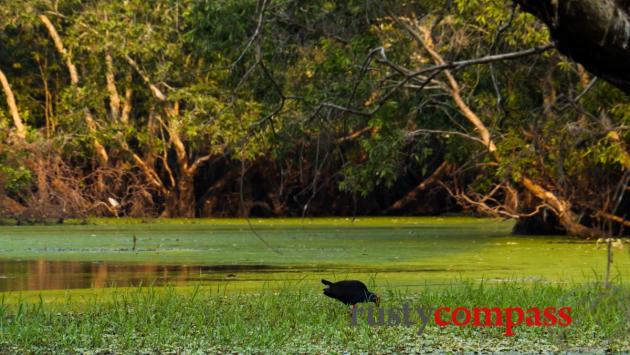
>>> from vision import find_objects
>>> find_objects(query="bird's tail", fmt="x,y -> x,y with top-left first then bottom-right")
321,279 -> 333,286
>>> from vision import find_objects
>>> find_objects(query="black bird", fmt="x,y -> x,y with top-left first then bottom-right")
321,279 -> 380,312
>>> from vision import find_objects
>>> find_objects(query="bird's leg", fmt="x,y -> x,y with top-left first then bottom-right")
349,304 -> 355,318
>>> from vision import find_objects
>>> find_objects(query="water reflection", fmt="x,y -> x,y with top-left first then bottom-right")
0,260 -> 279,292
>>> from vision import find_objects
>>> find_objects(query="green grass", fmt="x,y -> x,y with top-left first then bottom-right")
1,280 -> 629,353
1,218 -> 629,352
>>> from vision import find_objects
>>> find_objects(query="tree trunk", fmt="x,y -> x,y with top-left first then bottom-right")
0,68 -> 27,139
162,172 -> 195,218
105,53 -> 121,121
175,172 -> 196,218
121,86 -> 133,124
520,177 -> 599,237
516,0 -> 630,94
409,21 -> 600,237
40,14 -> 109,167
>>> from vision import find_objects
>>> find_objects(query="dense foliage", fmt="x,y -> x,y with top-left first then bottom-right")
1,0 -> 628,236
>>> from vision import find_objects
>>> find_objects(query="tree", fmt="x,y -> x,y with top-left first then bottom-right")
194,0 -> 629,236
516,0 -> 630,94
0,68 -> 27,140
0,0 -> 628,231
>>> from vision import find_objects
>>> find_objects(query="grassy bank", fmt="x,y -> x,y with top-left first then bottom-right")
1,216 -> 502,226
1,281 -> 629,353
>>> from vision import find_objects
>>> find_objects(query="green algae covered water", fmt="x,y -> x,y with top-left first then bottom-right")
0,217 -> 628,292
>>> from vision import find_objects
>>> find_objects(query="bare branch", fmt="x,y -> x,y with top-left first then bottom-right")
406,128 -> 485,145
402,20 -> 499,152
232,0 -> 268,68
190,154 -> 216,174
335,126 -> 373,144
125,55 -> 167,101
118,136 -> 167,195
597,211 -> 630,228
387,161 -> 450,212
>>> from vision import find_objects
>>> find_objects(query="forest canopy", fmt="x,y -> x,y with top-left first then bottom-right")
1,0 -> 629,237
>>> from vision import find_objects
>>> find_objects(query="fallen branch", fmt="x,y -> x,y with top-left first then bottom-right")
387,161 -> 450,212
597,211 -> 630,228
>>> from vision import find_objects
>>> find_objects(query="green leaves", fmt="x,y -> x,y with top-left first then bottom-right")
0,151 -> 32,195
0,0 -> 628,219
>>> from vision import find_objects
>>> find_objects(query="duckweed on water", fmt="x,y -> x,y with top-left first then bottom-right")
1,218 -> 628,291
1,218 -> 629,352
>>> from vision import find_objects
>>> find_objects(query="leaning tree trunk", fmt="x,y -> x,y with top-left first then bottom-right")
0,68 -> 27,140
40,14 -> 109,168
404,21 -> 601,238
516,0 -> 630,95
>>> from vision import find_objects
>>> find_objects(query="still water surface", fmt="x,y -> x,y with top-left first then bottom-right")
1,218 -> 627,292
